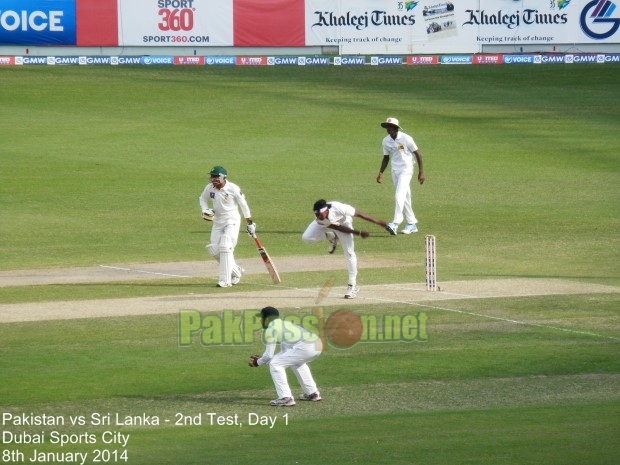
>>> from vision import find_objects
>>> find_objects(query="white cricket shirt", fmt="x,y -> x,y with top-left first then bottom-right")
199,180 -> 251,225
382,130 -> 418,172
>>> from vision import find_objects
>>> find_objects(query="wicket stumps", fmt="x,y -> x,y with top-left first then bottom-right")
425,235 -> 437,291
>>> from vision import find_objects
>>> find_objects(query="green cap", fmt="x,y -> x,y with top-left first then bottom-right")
210,165 -> 227,177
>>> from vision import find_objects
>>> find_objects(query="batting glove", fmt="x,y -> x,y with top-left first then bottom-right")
246,222 -> 256,236
202,209 -> 215,221
249,354 -> 260,367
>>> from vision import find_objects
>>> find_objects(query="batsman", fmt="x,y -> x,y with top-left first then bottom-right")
199,165 -> 255,287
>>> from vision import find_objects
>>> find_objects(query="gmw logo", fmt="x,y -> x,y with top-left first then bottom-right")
371,56 -> 403,65
580,0 -> 620,39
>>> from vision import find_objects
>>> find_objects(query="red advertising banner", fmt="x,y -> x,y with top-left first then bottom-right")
233,0 -> 305,46
76,0 -> 118,46
407,56 -> 439,65
236,56 -> 268,65
473,54 -> 503,65
174,56 -> 205,65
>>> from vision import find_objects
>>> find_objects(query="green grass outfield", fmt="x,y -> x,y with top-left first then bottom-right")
1,65 -> 619,464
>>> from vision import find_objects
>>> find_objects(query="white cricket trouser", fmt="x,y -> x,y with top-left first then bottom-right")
269,342 -> 321,398
209,221 -> 240,284
302,221 -> 357,286
391,169 -> 417,226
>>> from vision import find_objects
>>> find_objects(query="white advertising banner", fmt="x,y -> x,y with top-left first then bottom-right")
305,0 -> 459,54
465,0 -> 617,45
118,0 -> 233,46
306,0 -> 619,54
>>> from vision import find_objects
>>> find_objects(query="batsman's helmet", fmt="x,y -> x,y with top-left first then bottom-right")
210,165 -> 227,177
209,165 -> 227,185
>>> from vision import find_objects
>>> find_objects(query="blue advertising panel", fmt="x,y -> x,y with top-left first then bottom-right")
0,0 -> 76,45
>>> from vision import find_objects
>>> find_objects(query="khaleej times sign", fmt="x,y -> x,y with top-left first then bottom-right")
463,0 -> 620,44
304,0 -> 619,54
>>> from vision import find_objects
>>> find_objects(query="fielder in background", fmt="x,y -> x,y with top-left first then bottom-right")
302,199 -> 388,299
376,117 -> 425,235
249,307 -> 323,407
199,165 -> 256,288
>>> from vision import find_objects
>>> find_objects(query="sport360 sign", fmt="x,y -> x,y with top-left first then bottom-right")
158,0 -> 195,31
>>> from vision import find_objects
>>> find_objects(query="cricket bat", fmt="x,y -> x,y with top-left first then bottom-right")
250,233 -> 281,284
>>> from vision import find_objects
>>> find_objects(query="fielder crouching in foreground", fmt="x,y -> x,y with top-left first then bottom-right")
302,199 -> 388,299
199,165 -> 256,288
249,307 -> 322,407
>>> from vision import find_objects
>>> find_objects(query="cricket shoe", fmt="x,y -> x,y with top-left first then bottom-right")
385,223 -> 398,236
216,281 -> 232,288
231,266 -> 244,285
325,231 -> 338,254
269,397 -> 296,407
401,223 -> 418,234
344,285 -> 359,299
299,392 -> 322,402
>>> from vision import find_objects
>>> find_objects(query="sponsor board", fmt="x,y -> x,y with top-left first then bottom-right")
0,0 -> 76,45
407,55 -> 439,65
204,56 -> 236,66
118,0 -> 231,46
174,56 -> 205,65
236,56 -> 267,66
14,56 -> 48,65
298,56 -> 330,66
267,56 -> 299,65
440,55 -> 473,65
110,56 -> 142,65
538,54 -> 566,64
473,54 -> 503,65
77,56 -> 115,65
503,54 -> 536,64
3,53 -> 620,67
141,56 -> 174,65
333,56 -> 366,65
579,0 -> 620,40
371,56 -> 403,65
565,53 -> 600,63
